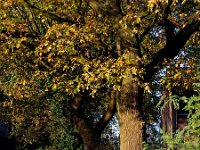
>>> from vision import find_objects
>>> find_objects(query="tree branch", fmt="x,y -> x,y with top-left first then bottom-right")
23,0 -> 79,25
163,0 -> 175,45
138,13 -> 158,43
94,91 -> 116,136
16,6 -> 37,34
144,20 -> 200,82
116,0 -> 124,16
1,30 -> 37,38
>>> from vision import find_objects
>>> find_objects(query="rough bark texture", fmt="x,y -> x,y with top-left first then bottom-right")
117,76 -> 144,150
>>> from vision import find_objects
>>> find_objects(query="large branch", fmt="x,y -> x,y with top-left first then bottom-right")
94,91 -> 116,136
163,0 -> 175,45
144,20 -> 200,82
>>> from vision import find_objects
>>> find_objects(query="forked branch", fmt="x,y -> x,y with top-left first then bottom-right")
144,20 -> 200,82
95,91 -> 117,136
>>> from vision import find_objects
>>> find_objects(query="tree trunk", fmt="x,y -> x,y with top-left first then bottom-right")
71,110 -> 100,150
117,76 -> 144,150
70,96 -> 101,150
161,91 -> 176,150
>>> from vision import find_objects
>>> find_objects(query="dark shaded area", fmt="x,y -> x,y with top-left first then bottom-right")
0,91 -> 9,101
0,137 -> 15,150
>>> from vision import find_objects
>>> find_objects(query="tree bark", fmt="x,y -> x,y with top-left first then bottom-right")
71,110 -> 100,150
70,96 -> 100,150
117,76 -> 144,150
70,93 -> 116,150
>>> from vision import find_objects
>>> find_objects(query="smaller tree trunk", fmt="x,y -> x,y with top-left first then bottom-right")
71,110 -> 100,150
70,96 -> 100,150
161,91 -> 176,150
70,93 -> 117,150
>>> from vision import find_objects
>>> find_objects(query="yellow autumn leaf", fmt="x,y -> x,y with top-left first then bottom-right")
174,73 -> 182,79
52,84 -> 57,91
22,80 -> 26,86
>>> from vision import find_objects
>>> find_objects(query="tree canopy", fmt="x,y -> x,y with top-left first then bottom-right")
0,0 -> 199,149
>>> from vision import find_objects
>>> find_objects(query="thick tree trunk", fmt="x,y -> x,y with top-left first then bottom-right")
117,76 -> 144,150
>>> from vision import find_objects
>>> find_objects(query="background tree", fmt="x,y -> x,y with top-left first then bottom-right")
0,0 -> 199,150
162,83 -> 200,150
